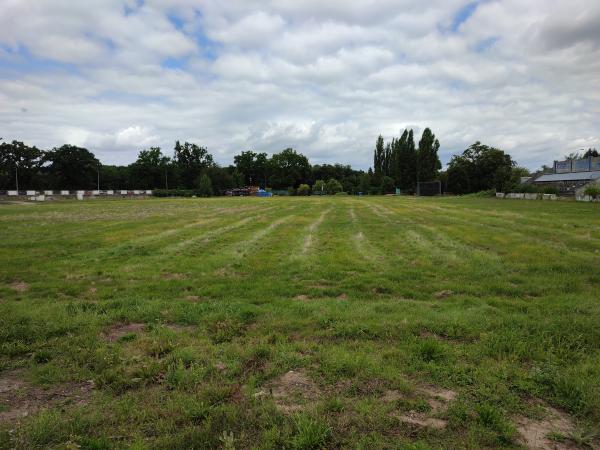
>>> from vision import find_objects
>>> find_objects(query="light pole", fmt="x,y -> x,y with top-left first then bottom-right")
15,163 -> 19,192
97,165 -> 100,191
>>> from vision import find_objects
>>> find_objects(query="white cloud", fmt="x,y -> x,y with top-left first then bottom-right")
0,0 -> 599,169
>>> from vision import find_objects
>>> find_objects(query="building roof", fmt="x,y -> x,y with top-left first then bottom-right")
535,172 -> 600,182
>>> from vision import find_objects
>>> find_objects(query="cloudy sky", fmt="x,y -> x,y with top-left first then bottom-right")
1,0 -> 599,170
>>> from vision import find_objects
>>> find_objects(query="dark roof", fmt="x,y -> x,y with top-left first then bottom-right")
535,172 -> 600,182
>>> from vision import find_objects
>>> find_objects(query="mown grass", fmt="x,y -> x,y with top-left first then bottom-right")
0,196 -> 599,449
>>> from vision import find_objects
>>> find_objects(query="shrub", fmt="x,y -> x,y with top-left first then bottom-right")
297,184 -> 310,196
464,189 -> 496,198
325,179 -> 343,195
380,176 -> 395,194
312,180 -> 325,195
153,189 -> 203,197
541,186 -> 559,195
334,191 -> 348,196
584,185 -> 600,199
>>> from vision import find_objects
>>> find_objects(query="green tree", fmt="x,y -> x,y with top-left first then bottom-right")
325,178 -> 343,195
268,148 -> 310,189
398,129 -> 417,192
44,145 -> 99,189
417,128 -> 441,182
129,147 -> 169,189
173,141 -> 214,189
358,172 -> 371,194
0,140 -> 43,190
380,176 -> 395,194
373,135 -> 385,182
195,173 -> 213,197
297,184 -> 310,196
313,179 -> 326,195
446,142 -> 516,194
233,150 -> 269,186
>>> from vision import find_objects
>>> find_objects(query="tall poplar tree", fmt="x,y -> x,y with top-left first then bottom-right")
398,129 -> 417,191
373,135 -> 385,181
417,128 -> 441,182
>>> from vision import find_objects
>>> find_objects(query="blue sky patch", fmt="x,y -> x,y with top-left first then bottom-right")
451,2 -> 479,32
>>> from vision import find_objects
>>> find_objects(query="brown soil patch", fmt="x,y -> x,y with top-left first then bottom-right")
256,370 -> 320,414
515,405 -> 578,450
161,272 -> 187,280
382,389 -> 403,402
420,331 -> 447,341
88,287 -> 97,295
399,414 -> 448,430
337,293 -> 348,300
294,294 -> 310,301
9,282 -> 29,292
215,362 -> 226,371
185,295 -> 203,302
166,324 -> 195,333
434,290 -> 454,299
0,370 -> 93,424
104,323 -> 145,342
394,385 -> 457,431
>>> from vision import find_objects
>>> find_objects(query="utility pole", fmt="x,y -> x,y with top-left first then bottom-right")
97,164 -> 100,190
15,163 -> 19,192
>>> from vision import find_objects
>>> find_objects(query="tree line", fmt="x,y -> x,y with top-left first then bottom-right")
1,132 -> 535,195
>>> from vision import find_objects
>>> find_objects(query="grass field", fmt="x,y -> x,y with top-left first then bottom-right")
1,196 -> 599,449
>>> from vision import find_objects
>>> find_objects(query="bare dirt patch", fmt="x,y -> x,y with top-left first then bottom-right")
161,272 -> 188,281
104,323 -> 145,342
294,294 -> 310,301
255,370 -> 320,414
382,389 -> 403,402
0,369 -> 94,424
515,405 -> 579,450
9,282 -> 29,292
185,295 -> 203,302
434,290 -> 454,299
337,293 -> 348,300
393,385 -> 457,430
165,324 -> 195,333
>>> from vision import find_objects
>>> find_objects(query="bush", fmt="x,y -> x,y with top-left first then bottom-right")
312,180 -> 325,195
334,192 -> 348,196
541,186 -> 559,195
297,184 -> 310,196
464,189 -> 496,198
325,178 -> 343,195
153,189 -> 203,197
584,185 -> 600,199
195,174 -> 213,197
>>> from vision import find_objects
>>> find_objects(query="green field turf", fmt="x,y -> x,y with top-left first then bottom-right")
1,196 -> 599,449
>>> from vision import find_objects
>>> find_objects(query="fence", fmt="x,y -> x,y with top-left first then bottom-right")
0,190 -> 152,199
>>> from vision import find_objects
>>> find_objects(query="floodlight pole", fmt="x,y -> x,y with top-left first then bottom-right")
15,163 -> 19,192
97,165 -> 100,190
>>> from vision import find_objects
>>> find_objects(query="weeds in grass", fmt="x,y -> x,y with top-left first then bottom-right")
290,414 -> 331,450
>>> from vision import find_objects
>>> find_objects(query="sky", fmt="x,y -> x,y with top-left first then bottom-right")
0,0 -> 599,170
